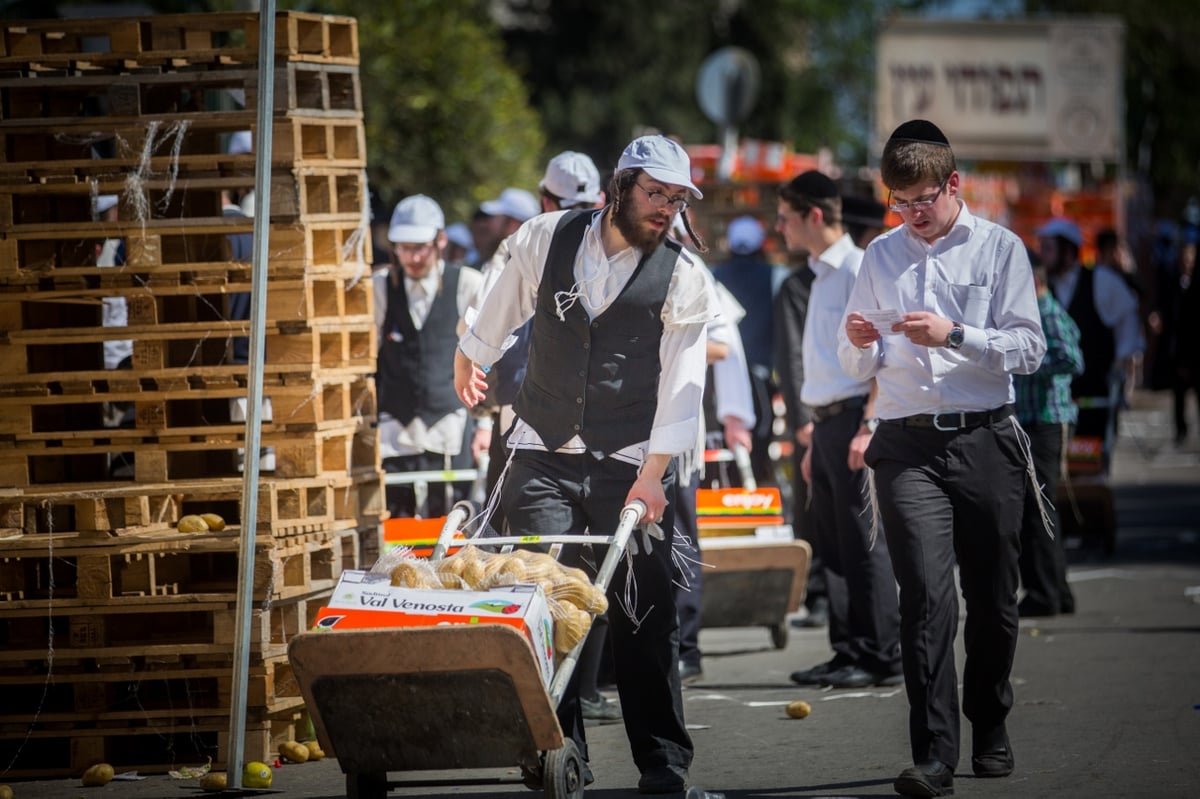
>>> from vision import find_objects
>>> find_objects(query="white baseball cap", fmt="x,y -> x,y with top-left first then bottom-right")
94,194 -> 119,214
1036,217 -> 1083,248
539,151 -> 602,207
227,130 -> 253,155
727,215 -> 765,254
387,194 -> 444,243
480,187 -> 539,222
617,135 -> 702,200
445,222 -> 474,250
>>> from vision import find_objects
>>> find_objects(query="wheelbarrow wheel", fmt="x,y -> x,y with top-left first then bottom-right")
346,771 -> 388,799
770,622 -> 789,650
543,739 -> 585,799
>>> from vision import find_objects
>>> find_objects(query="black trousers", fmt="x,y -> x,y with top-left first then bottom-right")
810,407 -> 901,674
866,418 -> 1025,769
502,449 -> 693,774
1018,422 -> 1074,613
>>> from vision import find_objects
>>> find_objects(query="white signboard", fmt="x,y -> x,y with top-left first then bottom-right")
876,17 -> 1124,162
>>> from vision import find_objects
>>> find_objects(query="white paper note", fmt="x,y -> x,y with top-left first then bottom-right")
859,308 -> 905,334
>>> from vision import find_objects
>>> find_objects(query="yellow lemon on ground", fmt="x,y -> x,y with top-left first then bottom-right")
786,700 -> 812,719
242,761 -> 273,788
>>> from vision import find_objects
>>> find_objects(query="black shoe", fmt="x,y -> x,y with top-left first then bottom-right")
972,724 -> 1014,778
581,693 -> 623,722
820,664 -> 904,689
637,764 -> 687,794
1018,596 -> 1057,618
1059,595 -> 1076,615
790,596 -> 830,628
679,660 -> 703,685
894,760 -> 954,797
789,656 -> 849,686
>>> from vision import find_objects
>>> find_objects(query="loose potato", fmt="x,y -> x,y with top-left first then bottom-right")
305,743 -> 326,761
199,772 -> 227,792
81,763 -> 114,786
200,513 -> 226,532
177,514 -> 210,533
279,740 -> 309,763
0,783 -> 13,799
785,700 -> 812,719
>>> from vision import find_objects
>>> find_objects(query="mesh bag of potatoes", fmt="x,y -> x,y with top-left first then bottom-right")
376,544 -> 609,655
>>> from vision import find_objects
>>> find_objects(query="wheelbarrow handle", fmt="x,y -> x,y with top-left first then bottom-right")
733,444 -> 757,491
431,500 -> 475,562
547,499 -> 646,707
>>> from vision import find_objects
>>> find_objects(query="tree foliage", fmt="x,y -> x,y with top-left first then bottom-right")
284,0 -> 545,222
494,0 -> 929,173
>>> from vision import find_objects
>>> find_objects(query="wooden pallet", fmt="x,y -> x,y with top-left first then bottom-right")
0,698 -> 313,778
0,415 -> 379,488
0,271 -> 373,333
0,315 -> 376,378
0,112 -> 364,173
0,579 -> 332,663
0,11 -> 359,68
0,525 -> 363,606
0,61 -> 361,125
0,470 -> 385,544
0,218 -> 371,282
0,166 -> 365,232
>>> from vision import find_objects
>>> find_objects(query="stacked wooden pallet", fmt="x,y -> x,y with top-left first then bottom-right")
0,11 -> 383,778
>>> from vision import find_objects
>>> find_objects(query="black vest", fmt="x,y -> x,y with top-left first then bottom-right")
377,264 -> 462,426
514,211 -> 680,457
1064,266 -> 1114,399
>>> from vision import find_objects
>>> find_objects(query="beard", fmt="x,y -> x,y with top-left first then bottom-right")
612,191 -> 671,252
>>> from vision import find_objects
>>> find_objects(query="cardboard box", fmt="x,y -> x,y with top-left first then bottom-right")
312,570 -> 556,685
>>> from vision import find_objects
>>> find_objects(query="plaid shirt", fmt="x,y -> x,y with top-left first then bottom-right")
1014,290 -> 1084,425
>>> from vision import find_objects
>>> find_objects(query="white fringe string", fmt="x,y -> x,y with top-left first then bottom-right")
1012,417 -> 1054,538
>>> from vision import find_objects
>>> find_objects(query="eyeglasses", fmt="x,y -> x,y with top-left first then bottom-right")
393,241 -> 436,256
888,179 -> 948,213
634,182 -> 689,212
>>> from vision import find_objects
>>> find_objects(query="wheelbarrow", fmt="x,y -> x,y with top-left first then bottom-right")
287,500 -> 647,799
696,445 -> 811,649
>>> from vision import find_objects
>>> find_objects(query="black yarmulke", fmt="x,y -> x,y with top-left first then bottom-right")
784,170 -> 839,201
888,119 -> 950,147
841,194 -> 887,226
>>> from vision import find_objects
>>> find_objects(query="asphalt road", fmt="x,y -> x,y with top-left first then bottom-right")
4,390 -> 1198,799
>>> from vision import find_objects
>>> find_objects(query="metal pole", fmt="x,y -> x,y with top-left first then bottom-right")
228,1 -> 276,787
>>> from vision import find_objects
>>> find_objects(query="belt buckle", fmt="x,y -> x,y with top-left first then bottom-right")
932,412 -> 965,431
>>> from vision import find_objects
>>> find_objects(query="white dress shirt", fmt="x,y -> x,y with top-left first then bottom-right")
373,260 -> 483,458
458,209 -> 718,465
801,233 -> 872,408
1050,263 -> 1144,360
837,202 -> 1045,420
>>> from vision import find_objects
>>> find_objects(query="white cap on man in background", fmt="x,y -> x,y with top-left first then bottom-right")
539,151 -> 603,208
480,188 -> 539,222
726,215 -> 765,255
388,194 -> 445,243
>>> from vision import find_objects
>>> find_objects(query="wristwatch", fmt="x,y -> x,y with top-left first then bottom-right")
862,417 -> 880,434
946,323 -> 965,350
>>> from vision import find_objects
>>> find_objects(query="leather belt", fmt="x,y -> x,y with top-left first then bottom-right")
809,395 -> 868,424
888,405 -> 1015,432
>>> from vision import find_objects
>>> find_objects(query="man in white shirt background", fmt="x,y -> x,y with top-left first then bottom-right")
374,194 -> 483,518
777,171 -> 901,691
